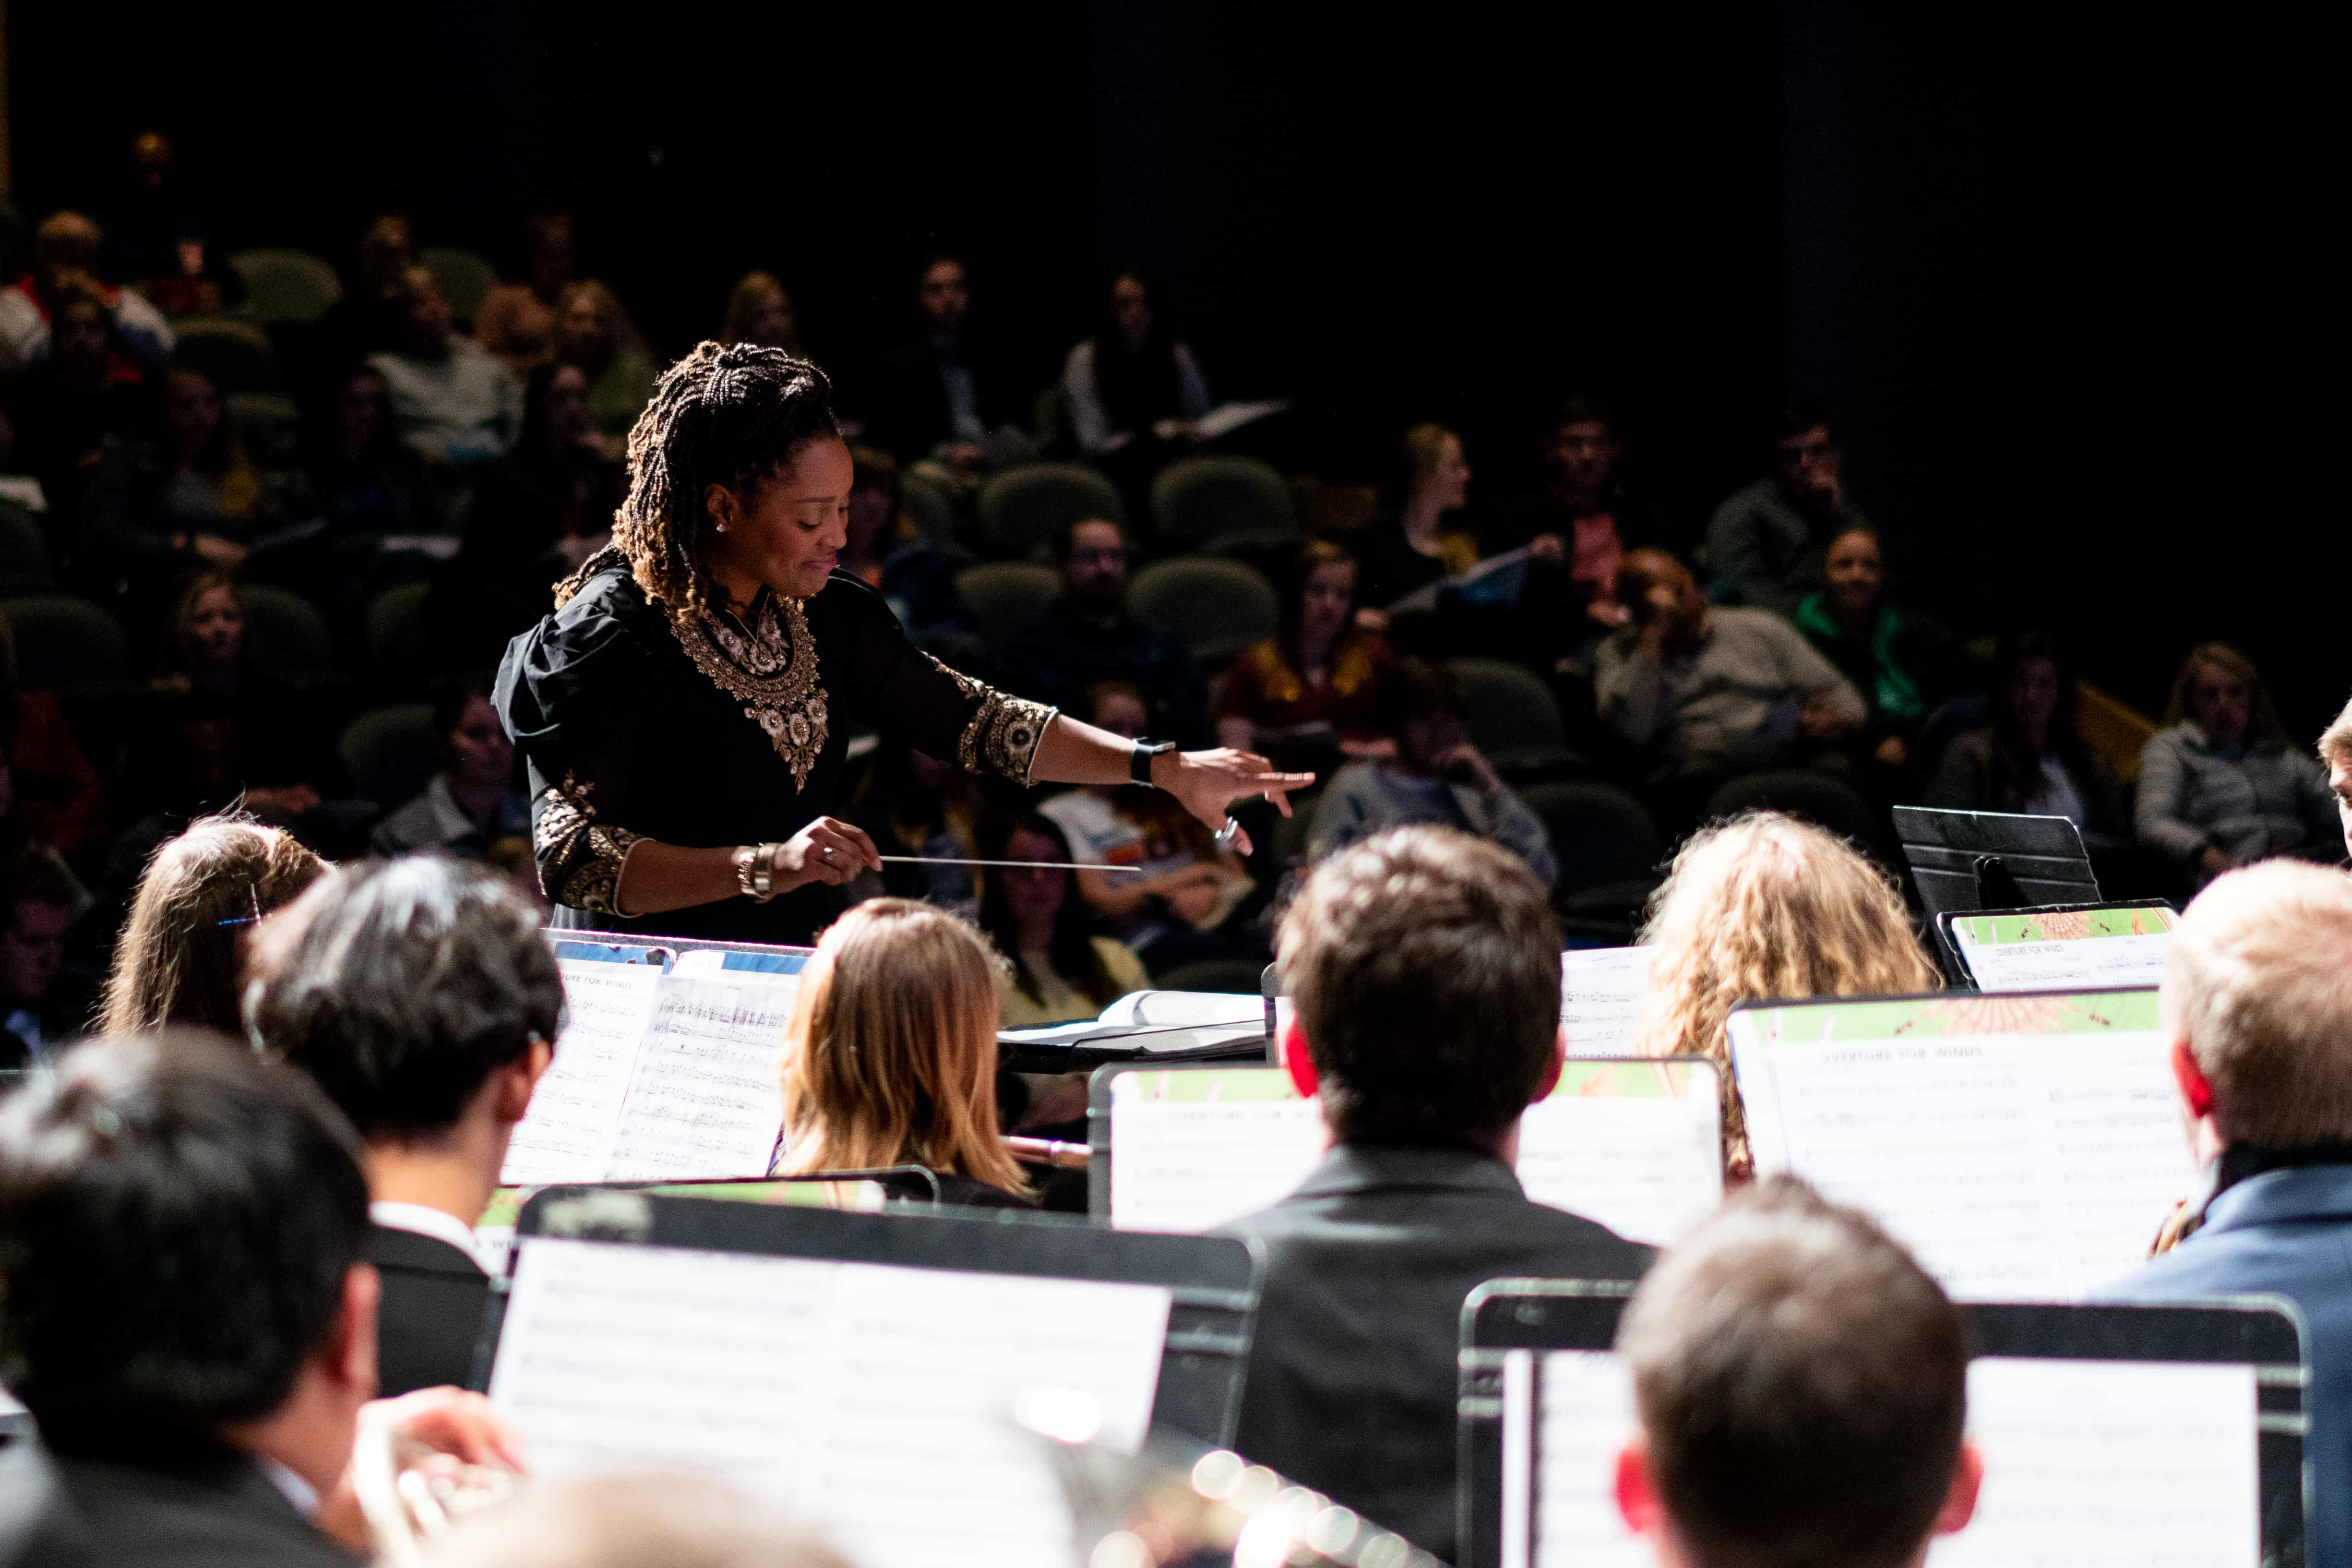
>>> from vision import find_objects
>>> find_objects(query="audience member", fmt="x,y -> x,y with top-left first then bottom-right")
421,1475 -> 852,1568
1702,402 -> 1867,615
1219,827 -> 1652,1558
0,848 -> 78,1065
776,898 -> 1034,1206
472,214 -> 578,379
78,360 -> 278,600
0,209 -> 175,372
1039,682 -> 1256,970
1596,548 -> 1863,805
249,857 -> 561,1397
0,605 -> 107,855
0,268 -> 144,532
0,1032 -> 521,1564
982,811 -> 1152,1029
840,444 -> 973,656
1216,540 -> 1394,776
370,677 -> 530,859
553,280 -> 655,452
1062,265 -> 1211,455
1356,422 -> 1482,611
1925,628 -> 2129,846
1636,814 -> 1939,1177
999,518 -> 1212,746
720,270 -> 804,354
370,266 -> 523,468
1497,394 -> 1673,629
2137,642 -> 2340,887
1307,658 -> 1556,888
98,132 -> 239,318
291,362 -> 453,550
307,214 -> 416,378
842,741 -> 985,922
2102,860 -> 2352,1568
96,813 -> 323,1039
1613,1179 -> 1980,1568
1795,526 -> 1963,783
864,251 -> 1024,474
2320,695 -> 2352,862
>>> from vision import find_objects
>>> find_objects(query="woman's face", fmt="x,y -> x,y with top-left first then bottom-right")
542,365 -> 590,452
187,586 -> 244,668
448,696 -> 513,790
1824,531 -> 1883,619
749,285 -> 796,349
1424,434 -> 1471,512
339,372 -> 385,450
163,370 -> 222,461
1110,276 -> 1152,352
706,436 -> 853,600
2008,655 -> 2060,741
1298,561 -> 1354,647
2190,661 -> 2253,746
561,293 -> 610,364
1002,829 -> 1069,930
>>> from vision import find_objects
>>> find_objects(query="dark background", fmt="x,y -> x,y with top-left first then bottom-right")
7,2 -> 2341,729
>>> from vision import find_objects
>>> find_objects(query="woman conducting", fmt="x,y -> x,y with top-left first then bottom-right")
496,343 -> 1309,944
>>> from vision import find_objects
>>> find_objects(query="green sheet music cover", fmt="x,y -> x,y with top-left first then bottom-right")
1733,988 -> 2158,1047
1952,906 -> 2175,946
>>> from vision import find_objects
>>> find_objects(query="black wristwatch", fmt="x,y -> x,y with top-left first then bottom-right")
1131,740 -> 1178,787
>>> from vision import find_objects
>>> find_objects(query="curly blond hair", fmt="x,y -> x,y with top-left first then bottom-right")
1635,813 -> 1939,1177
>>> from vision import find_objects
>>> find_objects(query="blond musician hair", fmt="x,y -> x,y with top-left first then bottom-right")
777,898 -> 1027,1195
1636,813 -> 1940,1177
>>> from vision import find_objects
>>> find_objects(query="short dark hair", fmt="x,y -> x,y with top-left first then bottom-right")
433,670 -> 500,755
1550,393 -> 1617,436
250,858 -> 563,1143
1374,657 -> 1463,734
1052,515 -> 1128,563
1774,399 -> 1834,443
0,1031 -> 370,1445
1618,1178 -> 1967,1568
0,847 -> 78,931
1279,826 -> 1560,1143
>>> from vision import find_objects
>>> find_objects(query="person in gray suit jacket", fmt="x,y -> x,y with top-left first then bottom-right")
1217,827 -> 1652,1561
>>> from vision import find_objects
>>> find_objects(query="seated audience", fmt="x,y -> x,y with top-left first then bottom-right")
1308,658 -> 1557,889
96,812 -> 323,1038
0,1032 -> 521,1565
840,444 -> 974,656
0,209 -> 174,372
1926,628 -> 2128,844
306,214 -> 417,380
1795,526 -> 1962,783
99,132 -> 239,318
2137,642 -> 2340,887
422,1475 -> 851,1568
553,280 -> 656,452
842,740 -> 985,922
0,268 -> 144,531
2101,859 -> 2352,1568
1703,402 -> 1868,615
371,676 -> 531,859
982,811 -> 1152,1028
1040,682 -> 1256,970
78,360 -> 278,596
721,269 -> 805,354
1062,264 -> 1211,455
1596,548 -> 1864,799
1216,540 -> 1394,776
1356,422 -> 1482,611
1,605 -> 107,855
864,251 -> 1025,474
0,848 -> 78,1064
776,898 -> 1033,1207
292,362 -> 453,549
1636,813 -> 1940,1177
472,213 -> 579,379
1000,518 -> 1212,746
1614,1179 -> 1980,1567
1497,394 -> 1673,630
370,265 -> 524,467
1219,827 -> 1653,1558
249,857 -> 561,1397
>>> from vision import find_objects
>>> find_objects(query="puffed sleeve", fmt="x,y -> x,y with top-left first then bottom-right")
828,576 -> 1057,782
494,586 -> 651,913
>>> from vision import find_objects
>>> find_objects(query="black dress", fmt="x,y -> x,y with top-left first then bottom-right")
495,563 -> 1055,944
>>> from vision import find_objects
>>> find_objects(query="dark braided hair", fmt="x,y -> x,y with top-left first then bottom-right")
554,341 -> 842,617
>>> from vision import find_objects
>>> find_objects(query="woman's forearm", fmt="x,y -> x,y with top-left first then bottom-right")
1031,714 -> 1156,788
613,841 -> 741,916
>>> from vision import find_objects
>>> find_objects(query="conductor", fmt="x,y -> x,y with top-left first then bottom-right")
495,343 -> 1310,944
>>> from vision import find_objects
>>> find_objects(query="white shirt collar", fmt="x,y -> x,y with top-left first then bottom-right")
371,1200 -> 488,1269
258,1456 -> 321,1518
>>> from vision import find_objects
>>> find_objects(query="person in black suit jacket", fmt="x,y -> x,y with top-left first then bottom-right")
1216,826 -> 1655,1561
248,859 -> 562,1398
0,1033 -> 511,1566
861,252 -> 1024,471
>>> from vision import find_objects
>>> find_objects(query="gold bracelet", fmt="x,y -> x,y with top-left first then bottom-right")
733,843 -> 781,902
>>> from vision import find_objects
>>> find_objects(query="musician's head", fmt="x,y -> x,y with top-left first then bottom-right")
1614,1177 -> 1979,1568
0,1031 -> 378,1488
564,341 -> 849,614
1279,826 -> 1561,1152
2164,858 -> 2352,1162
779,898 -> 1027,1196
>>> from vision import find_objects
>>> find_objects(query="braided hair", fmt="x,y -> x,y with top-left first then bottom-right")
554,341 -> 842,617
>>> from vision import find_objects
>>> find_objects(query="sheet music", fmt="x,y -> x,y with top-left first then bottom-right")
500,960 -> 663,1186
603,976 -> 796,1182
1561,947 -> 1652,1056
1954,924 -> 2173,993
1516,1073 -> 1721,1246
1518,1351 -> 2258,1568
1742,1033 -> 2190,1299
488,1236 -> 1172,1568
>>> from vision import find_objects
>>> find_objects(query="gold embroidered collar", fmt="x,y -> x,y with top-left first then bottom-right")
667,588 -> 830,790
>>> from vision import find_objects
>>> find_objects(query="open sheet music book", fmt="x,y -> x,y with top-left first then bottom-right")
499,960 -> 799,1186
1942,903 -> 2175,992
1561,947 -> 1652,1055
1001,989 -> 1268,1063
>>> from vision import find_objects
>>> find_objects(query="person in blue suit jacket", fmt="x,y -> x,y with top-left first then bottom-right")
2102,858 -> 2352,1568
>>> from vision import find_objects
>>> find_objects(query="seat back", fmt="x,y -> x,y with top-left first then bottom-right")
1,593 -> 131,689
1521,780 -> 1663,898
171,317 -> 281,395
420,247 -> 500,330
1150,455 -> 1298,548
898,466 -> 958,547
228,248 -> 345,326
1130,557 -> 1277,665
1449,658 -> 1570,775
0,506 -> 55,594
1704,769 -> 1887,857
239,584 -> 336,679
976,463 -> 1125,559
955,563 -> 1062,656
339,703 -> 439,808
1151,958 -> 1270,996
366,581 -> 435,684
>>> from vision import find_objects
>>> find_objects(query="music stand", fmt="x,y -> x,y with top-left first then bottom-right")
1457,1280 -> 2307,1568
546,928 -> 815,976
1893,805 -> 2101,919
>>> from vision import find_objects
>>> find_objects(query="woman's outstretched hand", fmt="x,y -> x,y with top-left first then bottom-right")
1156,749 -> 1315,856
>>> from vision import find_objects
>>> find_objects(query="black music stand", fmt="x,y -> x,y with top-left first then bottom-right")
1457,1280 -> 2307,1568
1894,806 -> 2101,918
